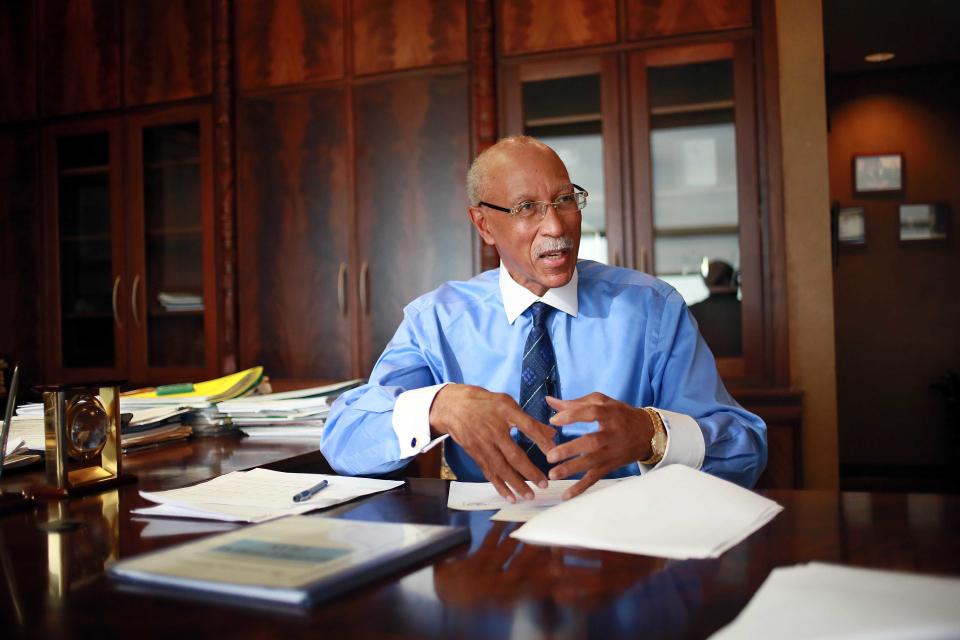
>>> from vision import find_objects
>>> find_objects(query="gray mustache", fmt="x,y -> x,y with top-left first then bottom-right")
535,237 -> 574,257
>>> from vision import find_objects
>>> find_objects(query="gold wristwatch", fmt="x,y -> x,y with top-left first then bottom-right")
639,407 -> 667,466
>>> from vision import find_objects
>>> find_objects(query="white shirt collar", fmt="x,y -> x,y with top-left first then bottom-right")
499,262 -> 579,324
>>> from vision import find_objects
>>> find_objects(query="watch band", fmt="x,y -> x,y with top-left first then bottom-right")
639,407 -> 667,466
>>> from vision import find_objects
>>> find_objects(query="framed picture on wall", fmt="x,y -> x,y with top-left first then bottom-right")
853,153 -> 903,194
836,207 -> 866,245
899,203 -> 949,242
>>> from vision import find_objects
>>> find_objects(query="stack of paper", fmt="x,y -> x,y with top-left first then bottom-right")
134,467 -> 403,523
217,379 -> 363,438
709,562 -> 960,639
10,406 -> 194,454
121,366 -> 265,409
2,434 -> 40,469
448,479 -> 624,522
511,465 -> 783,559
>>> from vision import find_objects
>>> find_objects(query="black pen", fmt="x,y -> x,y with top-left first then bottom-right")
292,479 -> 329,503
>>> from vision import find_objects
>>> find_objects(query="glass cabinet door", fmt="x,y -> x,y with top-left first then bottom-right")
49,125 -> 126,377
503,57 -> 624,266
632,42 -> 761,375
128,107 -> 216,379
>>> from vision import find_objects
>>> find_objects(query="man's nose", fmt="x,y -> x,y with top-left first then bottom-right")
538,202 -> 565,233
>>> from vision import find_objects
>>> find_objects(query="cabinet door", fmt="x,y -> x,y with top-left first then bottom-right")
501,55 -> 627,267
631,41 -> 762,379
126,106 -> 218,382
43,119 -> 127,382
354,72 -> 474,373
236,89 -> 354,380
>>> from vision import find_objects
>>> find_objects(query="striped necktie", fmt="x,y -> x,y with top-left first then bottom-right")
518,301 -> 559,472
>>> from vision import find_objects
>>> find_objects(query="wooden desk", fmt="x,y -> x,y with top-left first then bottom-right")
1,436 -> 959,639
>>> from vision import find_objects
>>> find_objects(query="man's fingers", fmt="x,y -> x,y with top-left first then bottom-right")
562,469 -> 604,500
547,401 -> 603,426
512,410 -> 557,452
549,450 -> 596,481
546,432 -> 600,465
487,474 -> 518,503
498,438 -> 548,489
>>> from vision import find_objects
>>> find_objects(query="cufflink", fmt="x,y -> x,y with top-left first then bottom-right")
410,437 -> 417,448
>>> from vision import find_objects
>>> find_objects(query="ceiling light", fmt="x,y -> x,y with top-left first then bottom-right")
864,52 -> 895,63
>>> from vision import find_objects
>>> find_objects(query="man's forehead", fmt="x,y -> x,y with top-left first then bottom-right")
484,146 -> 571,197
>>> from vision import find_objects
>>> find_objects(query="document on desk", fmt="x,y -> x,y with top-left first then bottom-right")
709,562 -> 960,640
134,468 -> 404,523
510,465 -> 783,559
109,515 -> 469,608
448,479 -> 623,522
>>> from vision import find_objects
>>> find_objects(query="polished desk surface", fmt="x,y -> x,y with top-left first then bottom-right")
2,435 -> 960,639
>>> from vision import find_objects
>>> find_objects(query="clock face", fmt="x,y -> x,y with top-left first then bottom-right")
65,394 -> 109,460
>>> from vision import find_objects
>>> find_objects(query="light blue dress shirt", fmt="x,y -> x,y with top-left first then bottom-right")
321,260 -> 767,487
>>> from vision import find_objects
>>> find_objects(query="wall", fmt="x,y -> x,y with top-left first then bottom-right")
829,64 -> 960,468
775,0 -> 840,489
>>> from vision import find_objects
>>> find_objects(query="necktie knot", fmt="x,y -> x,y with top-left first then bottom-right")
529,301 -> 551,329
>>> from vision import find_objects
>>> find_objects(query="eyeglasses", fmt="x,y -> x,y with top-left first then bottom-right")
479,184 -> 588,220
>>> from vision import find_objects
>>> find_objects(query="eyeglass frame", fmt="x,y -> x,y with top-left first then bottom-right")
477,184 -> 588,219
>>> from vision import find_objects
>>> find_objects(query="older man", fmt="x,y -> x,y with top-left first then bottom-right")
321,136 -> 766,502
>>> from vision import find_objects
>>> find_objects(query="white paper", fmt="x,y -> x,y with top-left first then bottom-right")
510,465 -> 782,559
135,468 -> 404,523
448,479 -> 623,517
7,417 -> 44,449
710,562 -> 960,640
134,517 -> 241,538
3,437 -> 25,456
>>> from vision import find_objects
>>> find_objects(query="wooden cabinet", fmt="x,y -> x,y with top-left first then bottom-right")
42,105 -> 219,384
237,71 -> 474,379
237,89 -> 354,380
353,72 -> 474,372
39,0 -> 122,117
501,38 -> 766,382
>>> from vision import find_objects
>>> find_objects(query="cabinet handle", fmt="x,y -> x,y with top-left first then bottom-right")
359,261 -> 369,315
131,274 -> 141,328
337,262 -> 347,316
640,246 -> 649,273
111,276 -> 123,328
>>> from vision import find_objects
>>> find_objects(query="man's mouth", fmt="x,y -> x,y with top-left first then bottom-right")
535,238 -> 574,261
537,248 -> 567,260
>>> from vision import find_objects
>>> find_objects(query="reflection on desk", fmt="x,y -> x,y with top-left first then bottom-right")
0,435 -> 958,639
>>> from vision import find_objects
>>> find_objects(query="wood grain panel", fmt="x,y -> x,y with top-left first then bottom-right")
626,0 -> 751,41
237,89 -> 353,379
235,0 -> 344,91
125,0 -> 212,106
0,131 -> 42,391
354,72 -> 473,373
352,0 -> 468,75
40,0 -> 121,116
0,0 -> 36,122
499,0 -> 616,56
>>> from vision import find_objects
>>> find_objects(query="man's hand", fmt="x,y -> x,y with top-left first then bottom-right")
429,384 -> 557,503
544,393 -> 654,499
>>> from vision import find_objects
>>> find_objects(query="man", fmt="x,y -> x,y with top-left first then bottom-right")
322,136 -> 766,503
689,260 -> 742,358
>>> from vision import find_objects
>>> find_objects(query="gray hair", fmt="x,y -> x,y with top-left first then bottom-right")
466,135 -> 557,206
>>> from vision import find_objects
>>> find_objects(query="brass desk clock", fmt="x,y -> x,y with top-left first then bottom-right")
35,382 -> 136,498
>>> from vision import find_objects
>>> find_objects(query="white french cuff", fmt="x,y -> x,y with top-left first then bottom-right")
639,408 -> 706,474
392,383 -> 449,459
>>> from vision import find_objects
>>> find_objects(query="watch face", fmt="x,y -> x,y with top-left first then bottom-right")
65,394 -> 109,460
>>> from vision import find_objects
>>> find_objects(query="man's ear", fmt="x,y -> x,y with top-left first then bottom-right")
468,206 -> 496,246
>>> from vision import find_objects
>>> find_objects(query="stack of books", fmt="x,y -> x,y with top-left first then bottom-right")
7,367 -> 266,458
216,379 -> 363,438
157,292 -> 204,312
